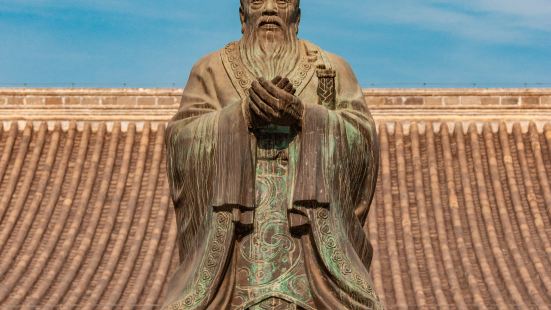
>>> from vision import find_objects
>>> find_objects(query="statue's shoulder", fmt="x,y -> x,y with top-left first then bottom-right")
188,47 -> 226,76
301,40 -> 354,75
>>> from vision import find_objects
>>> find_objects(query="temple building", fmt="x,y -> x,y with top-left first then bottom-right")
0,87 -> 550,308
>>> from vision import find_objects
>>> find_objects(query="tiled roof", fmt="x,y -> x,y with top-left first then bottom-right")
370,121 -> 551,308
0,122 -> 177,309
0,88 -> 550,308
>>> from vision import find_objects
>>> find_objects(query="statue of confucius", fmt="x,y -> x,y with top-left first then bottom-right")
163,0 -> 382,309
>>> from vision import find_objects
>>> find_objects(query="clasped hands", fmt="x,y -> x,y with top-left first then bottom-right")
246,76 -> 304,129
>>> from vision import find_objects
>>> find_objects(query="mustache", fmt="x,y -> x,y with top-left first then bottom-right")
256,16 -> 284,28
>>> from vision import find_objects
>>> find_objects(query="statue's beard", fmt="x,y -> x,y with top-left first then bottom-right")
240,22 -> 300,80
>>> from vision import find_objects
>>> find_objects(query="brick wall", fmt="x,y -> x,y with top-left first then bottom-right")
363,88 -> 551,107
1,88 -> 550,125
1,88 -> 550,108
0,89 -> 181,108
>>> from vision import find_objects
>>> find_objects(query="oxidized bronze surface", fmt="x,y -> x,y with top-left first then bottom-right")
164,0 -> 381,308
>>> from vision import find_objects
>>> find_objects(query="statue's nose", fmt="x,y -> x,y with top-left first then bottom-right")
262,0 -> 278,15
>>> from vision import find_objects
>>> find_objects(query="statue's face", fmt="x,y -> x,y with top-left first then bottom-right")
240,0 -> 300,40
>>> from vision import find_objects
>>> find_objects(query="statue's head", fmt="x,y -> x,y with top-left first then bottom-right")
239,0 -> 301,79
240,0 -> 301,41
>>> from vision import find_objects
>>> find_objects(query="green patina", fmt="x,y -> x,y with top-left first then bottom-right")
233,130 -> 314,310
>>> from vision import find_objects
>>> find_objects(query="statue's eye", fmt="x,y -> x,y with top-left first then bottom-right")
249,0 -> 290,9
277,0 -> 291,7
251,0 -> 263,6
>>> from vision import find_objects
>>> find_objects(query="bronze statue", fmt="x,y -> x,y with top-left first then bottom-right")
164,0 -> 382,308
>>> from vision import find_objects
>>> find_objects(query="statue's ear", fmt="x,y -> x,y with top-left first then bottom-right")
240,7 -> 246,34
296,8 -> 301,34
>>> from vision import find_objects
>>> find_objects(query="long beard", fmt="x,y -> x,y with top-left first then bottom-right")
239,24 -> 300,80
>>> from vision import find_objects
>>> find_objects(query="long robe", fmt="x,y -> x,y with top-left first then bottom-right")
163,40 -> 382,310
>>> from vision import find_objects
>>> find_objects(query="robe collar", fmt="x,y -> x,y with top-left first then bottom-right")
221,40 -> 320,100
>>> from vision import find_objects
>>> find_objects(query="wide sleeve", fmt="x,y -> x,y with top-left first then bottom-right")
293,54 -> 379,219
163,54 -> 255,308
293,54 -> 379,271
166,55 -> 221,210
165,54 -> 255,260
332,56 -> 379,225
166,54 -> 255,208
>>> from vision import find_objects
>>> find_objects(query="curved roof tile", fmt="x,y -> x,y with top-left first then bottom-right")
0,91 -> 550,308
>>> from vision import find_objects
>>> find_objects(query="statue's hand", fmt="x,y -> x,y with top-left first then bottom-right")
249,77 -> 303,127
271,76 -> 296,95
246,76 -> 296,128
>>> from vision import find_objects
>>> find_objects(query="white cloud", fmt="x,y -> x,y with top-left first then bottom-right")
436,0 -> 551,30
0,0 -> 194,21
5,0 -> 549,43
313,0 -> 550,44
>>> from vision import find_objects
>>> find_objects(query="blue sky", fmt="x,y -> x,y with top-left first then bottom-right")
0,0 -> 550,88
